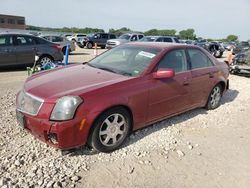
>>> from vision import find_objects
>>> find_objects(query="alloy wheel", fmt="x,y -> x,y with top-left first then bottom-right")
210,86 -> 221,108
99,113 -> 128,147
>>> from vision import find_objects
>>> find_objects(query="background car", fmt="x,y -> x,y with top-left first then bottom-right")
78,33 -> 117,49
230,49 -> 250,74
40,35 -> 76,54
0,33 -> 63,68
16,42 -> 229,153
106,33 -> 144,49
140,36 -> 180,43
67,33 -> 87,43
195,40 -> 225,58
233,41 -> 250,55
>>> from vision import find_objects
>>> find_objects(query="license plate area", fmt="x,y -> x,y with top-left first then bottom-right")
16,110 -> 25,128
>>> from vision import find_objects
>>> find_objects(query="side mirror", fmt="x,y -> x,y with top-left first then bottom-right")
153,68 -> 175,79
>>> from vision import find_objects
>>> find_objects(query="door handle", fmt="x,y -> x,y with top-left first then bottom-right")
209,73 -> 214,78
183,78 -> 190,86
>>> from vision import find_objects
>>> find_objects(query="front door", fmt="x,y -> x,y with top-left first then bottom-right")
14,35 -> 36,65
0,35 -> 16,67
147,49 -> 192,122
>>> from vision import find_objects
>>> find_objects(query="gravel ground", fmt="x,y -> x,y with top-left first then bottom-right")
0,48 -> 250,188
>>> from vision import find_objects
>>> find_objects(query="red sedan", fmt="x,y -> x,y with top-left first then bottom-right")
16,42 -> 229,152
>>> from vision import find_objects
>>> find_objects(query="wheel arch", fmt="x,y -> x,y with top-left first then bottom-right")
86,104 -> 134,145
39,54 -> 54,61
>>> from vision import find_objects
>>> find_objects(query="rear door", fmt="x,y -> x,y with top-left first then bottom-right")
14,35 -> 36,65
100,33 -> 109,45
0,35 -> 16,67
147,49 -> 192,122
187,48 -> 217,106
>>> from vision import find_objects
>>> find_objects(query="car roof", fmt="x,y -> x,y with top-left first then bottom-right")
0,33 -> 36,37
145,36 -> 177,38
124,42 -> 190,50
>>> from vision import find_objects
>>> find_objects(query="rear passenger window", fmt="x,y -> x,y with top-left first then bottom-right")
174,38 -> 180,43
156,38 -> 164,42
100,34 -> 108,39
188,49 -> 213,69
131,35 -> 137,41
34,37 -> 48,45
138,35 -> 144,39
163,37 -> 173,42
0,36 -> 13,46
157,49 -> 188,73
110,34 -> 116,39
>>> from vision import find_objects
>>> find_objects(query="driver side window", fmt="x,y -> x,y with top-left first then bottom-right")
157,49 -> 188,73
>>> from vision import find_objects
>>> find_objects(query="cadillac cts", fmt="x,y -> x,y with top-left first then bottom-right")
16,42 -> 229,152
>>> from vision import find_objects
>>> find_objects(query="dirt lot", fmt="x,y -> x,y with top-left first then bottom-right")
0,47 -> 250,188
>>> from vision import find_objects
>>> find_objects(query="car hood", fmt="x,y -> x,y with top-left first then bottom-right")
24,64 -> 131,102
108,39 -> 129,44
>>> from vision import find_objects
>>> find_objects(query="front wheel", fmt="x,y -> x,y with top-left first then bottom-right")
86,42 -> 93,49
206,85 -> 222,110
88,107 -> 131,153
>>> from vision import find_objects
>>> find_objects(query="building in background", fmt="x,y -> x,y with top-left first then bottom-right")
0,14 -> 26,30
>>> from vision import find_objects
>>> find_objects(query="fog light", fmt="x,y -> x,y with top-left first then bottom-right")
48,133 -> 58,144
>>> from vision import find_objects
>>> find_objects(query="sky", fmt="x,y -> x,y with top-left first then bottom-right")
1,0 -> 250,40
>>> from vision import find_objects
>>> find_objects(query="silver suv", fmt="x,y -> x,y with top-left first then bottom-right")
106,33 -> 144,49
140,36 -> 180,43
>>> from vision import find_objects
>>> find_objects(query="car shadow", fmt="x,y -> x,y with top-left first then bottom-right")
220,89 -> 239,105
66,88 -> 239,157
70,52 -> 90,56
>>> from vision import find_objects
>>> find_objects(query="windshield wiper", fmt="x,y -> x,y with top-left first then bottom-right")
97,67 -> 118,74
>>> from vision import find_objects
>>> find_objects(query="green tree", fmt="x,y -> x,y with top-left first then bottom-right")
144,29 -> 176,36
226,35 -> 238,42
179,28 -> 196,40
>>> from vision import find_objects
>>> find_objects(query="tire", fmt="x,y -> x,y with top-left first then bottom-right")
206,85 -> 222,110
38,55 -> 53,65
86,42 -> 93,49
101,45 -> 106,49
88,107 -> 131,153
62,47 -> 66,55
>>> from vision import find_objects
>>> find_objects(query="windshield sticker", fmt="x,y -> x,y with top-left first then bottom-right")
133,70 -> 140,74
138,51 -> 156,59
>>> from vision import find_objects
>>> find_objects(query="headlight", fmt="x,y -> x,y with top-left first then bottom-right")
116,41 -> 121,45
50,96 -> 83,121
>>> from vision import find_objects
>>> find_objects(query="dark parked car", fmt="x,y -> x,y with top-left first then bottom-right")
16,43 -> 229,153
140,36 -> 180,43
0,33 -> 64,68
40,35 -> 76,54
196,40 -> 225,58
78,33 -> 117,49
230,49 -> 250,74
233,41 -> 250,55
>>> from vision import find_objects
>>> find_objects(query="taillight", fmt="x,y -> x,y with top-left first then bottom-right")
52,44 -> 62,52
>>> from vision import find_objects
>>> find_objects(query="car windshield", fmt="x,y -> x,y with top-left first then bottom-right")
87,33 -> 95,37
88,46 -> 161,77
140,37 -> 156,42
119,34 -> 131,40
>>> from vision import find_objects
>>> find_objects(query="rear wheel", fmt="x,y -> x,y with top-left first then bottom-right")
62,47 -> 66,55
88,107 -> 131,153
206,85 -> 222,110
